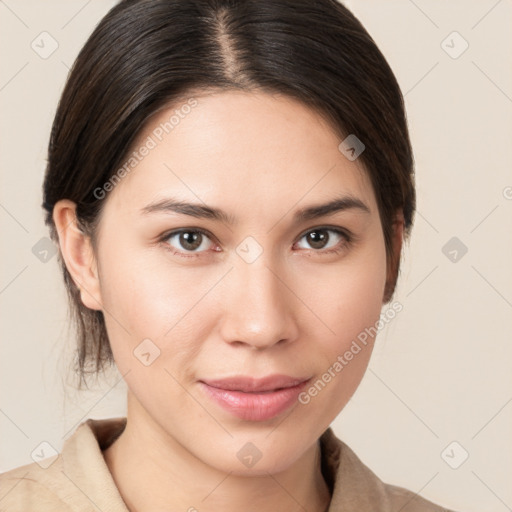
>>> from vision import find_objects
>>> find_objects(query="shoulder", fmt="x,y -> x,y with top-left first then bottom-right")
383,482 -> 457,512
0,457 -> 72,512
320,427 -> 459,512
0,417 -> 128,512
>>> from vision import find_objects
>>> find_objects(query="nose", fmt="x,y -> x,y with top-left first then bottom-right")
218,256 -> 299,350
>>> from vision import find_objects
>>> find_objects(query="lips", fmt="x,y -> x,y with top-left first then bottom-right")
198,374 -> 311,421
202,375 -> 309,392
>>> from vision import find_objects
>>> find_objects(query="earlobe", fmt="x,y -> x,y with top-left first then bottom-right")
52,199 -> 103,311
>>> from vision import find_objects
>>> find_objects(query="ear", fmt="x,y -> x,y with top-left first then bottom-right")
52,199 -> 103,311
383,210 -> 405,303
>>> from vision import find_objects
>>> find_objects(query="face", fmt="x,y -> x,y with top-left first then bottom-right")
87,90 -> 389,474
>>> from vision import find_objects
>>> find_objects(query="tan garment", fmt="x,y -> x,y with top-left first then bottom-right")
0,417 -> 456,511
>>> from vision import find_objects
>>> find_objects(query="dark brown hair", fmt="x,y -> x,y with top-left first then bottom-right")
42,0 -> 415,387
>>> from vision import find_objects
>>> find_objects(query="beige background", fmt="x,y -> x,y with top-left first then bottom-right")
1,1 -> 511,510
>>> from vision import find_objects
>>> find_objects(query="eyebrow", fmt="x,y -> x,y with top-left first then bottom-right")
140,194 -> 370,225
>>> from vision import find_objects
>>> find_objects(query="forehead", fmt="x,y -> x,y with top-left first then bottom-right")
101,90 -> 376,220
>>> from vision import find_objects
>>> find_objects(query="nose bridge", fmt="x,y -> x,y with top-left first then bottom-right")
220,252 -> 296,349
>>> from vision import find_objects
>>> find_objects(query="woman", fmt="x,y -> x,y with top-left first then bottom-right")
0,0 -> 458,510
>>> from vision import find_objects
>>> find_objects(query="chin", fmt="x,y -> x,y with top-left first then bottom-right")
190,428 -> 316,477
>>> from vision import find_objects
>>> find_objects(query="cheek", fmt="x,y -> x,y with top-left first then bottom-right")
298,236 -> 387,411
334,251 -> 388,335
95,238 -> 219,380
96,243 -> 205,363
307,233 -> 388,343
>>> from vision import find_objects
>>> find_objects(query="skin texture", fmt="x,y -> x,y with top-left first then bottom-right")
53,90 -> 403,512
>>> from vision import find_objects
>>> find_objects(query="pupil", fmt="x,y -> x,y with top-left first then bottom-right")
308,230 -> 327,249
181,232 -> 201,250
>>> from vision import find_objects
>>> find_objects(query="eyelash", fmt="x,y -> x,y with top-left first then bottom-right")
158,226 -> 352,259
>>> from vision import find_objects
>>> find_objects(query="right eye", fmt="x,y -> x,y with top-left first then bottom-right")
160,228 -> 218,257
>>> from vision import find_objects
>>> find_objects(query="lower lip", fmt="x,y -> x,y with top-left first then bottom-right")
199,381 -> 309,422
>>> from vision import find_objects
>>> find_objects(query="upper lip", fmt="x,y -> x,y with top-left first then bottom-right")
200,374 -> 310,393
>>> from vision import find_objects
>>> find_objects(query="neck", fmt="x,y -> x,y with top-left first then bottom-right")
103,393 -> 331,512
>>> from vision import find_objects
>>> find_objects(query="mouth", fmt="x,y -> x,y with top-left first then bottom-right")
198,374 -> 311,421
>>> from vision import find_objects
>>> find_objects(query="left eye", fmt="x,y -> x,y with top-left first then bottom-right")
295,228 -> 347,251
164,229 -> 214,253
